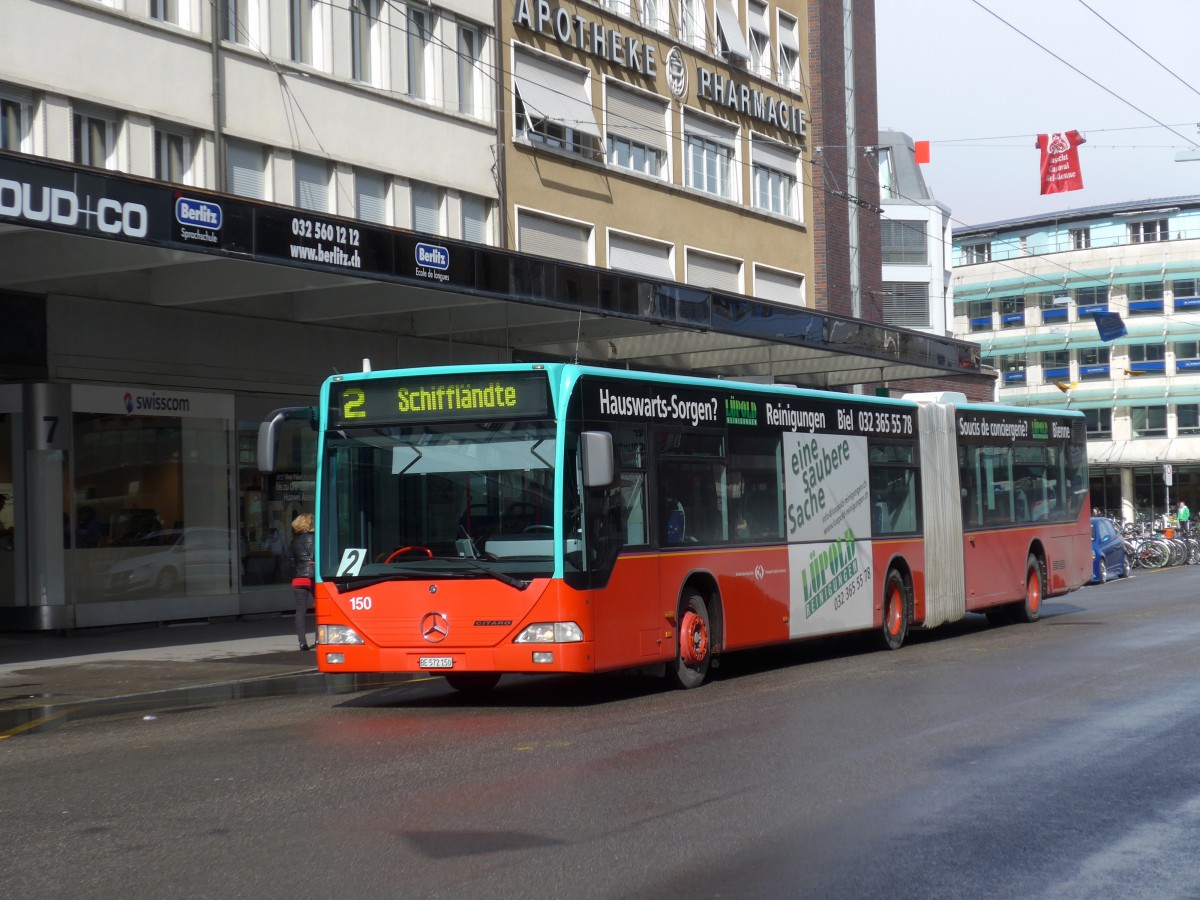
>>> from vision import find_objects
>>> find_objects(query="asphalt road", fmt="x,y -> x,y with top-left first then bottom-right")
3,565 -> 1199,899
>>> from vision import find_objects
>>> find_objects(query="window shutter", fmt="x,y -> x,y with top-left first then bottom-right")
881,282 -> 931,327
355,171 -> 387,224
687,251 -> 740,292
609,232 -> 673,280
294,155 -> 329,211
753,267 -> 804,305
461,195 -> 489,244
411,183 -> 441,234
606,85 -> 668,153
518,212 -> 590,264
227,140 -> 264,199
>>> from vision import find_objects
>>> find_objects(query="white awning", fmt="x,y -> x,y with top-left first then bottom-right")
513,51 -> 601,140
714,0 -> 751,60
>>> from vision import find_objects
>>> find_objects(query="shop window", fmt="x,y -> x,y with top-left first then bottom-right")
238,417 -> 315,589
71,411 -> 233,604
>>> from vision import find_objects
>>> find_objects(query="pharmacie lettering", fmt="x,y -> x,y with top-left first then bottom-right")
597,388 -> 718,426
696,67 -> 807,138
787,437 -> 851,533
512,0 -> 657,77
397,382 -> 518,413
0,179 -> 149,238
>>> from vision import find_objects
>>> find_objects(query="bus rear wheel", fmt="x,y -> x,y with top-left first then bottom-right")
879,569 -> 908,651
1011,554 -> 1044,624
445,673 -> 501,694
669,590 -> 711,690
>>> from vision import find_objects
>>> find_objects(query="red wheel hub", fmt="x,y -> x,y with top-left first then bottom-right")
1027,568 -> 1041,613
679,609 -> 709,666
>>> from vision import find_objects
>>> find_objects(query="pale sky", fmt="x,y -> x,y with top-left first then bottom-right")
875,0 -> 1200,228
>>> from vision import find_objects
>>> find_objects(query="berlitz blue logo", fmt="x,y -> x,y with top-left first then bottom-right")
415,242 -> 449,271
175,197 -> 222,230
123,392 -> 134,414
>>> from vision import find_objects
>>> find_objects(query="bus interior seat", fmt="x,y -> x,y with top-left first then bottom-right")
872,501 -> 886,534
665,501 -> 686,545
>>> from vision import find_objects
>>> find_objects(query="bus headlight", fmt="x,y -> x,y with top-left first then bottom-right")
513,622 -> 583,643
317,625 -> 364,645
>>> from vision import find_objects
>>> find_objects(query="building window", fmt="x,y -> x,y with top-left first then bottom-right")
1084,408 -> 1112,440
684,114 -> 737,200
411,182 -> 443,235
351,0 -> 380,85
1069,227 -> 1090,250
606,84 -> 668,179
881,282 -> 930,328
748,0 -> 771,78
1128,344 -> 1165,364
294,155 -> 330,212
1039,292 -> 1069,322
641,0 -> 668,33
0,91 -> 31,153
687,250 -> 741,293
73,109 -> 117,170
355,169 -> 388,224
998,295 -> 1024,329
752,138 -> 799,218
407,7 -> 435,100
1042,350 -> 1070,369
150,0 -> 182,26
457,25 -> 484,117
609,231 -> 674,280
714,0 -> 751,63
1073,285 -> 1108,309
461,194 -> 491,244
995,355 -> 1026,384
678,0 -> 704,48
604,0 -> 633,17
1176,341 -> 1200,373
881,220 -> 927,264
226,140 -> 266,199
962,242 -> 990,264
155,128 -> 194,185
1173,278 -> 1199,301
967,299 -> 992,332
225,0 -> 252,43
1178,405 -> 1200,435
1128,281 -> 1164,315
776,12 -> 800,91
517,210 -> 591,265
1079,346 -> 1110,378
513,49 -> 602,160
1129,218 -> 1168,243
1130,406 -> 1166,438
753,265 -> 805,306
291,0 -> 315,66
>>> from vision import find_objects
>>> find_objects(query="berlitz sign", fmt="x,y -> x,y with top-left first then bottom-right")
513,0 -> 657,76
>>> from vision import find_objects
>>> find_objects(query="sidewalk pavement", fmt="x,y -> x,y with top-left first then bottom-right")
0,615 -> 317,712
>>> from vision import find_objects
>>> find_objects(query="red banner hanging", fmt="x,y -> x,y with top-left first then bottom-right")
1036,131 -> 1086,195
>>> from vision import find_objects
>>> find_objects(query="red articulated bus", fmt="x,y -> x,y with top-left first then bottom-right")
259,363 -> 1091,692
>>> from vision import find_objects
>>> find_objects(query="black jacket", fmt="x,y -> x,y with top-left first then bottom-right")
290,531 -> 315,579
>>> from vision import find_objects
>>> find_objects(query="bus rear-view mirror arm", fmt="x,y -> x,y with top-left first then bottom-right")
257,407 -> 316,474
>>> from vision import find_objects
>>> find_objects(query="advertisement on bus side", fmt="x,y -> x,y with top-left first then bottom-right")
783,431 -> 874,638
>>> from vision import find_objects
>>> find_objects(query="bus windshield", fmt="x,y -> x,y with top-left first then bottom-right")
323,419 -> 561,583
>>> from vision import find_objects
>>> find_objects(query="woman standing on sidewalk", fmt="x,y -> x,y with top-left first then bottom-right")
290,514 -> 316,651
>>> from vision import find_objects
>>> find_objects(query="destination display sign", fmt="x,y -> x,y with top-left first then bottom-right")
331,371 -> 552,427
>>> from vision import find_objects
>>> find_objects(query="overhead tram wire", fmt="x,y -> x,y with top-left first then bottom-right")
1075,0 -> 1200,103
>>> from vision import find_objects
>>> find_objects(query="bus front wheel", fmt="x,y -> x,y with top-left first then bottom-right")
1011,554 -> 1044,624
669,589 -> 711,689
879,569 -> 908,651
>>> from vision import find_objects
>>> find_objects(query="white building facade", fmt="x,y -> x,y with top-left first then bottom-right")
953,198 -> 1200,525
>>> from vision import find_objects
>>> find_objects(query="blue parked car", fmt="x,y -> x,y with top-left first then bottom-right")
1090,517 -> 1128,583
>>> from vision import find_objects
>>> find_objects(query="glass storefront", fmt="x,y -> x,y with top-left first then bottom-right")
237,410 -> 316,590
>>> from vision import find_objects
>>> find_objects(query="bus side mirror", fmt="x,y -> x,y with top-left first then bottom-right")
580,431 -> 615,488
257,407 -> 315,474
